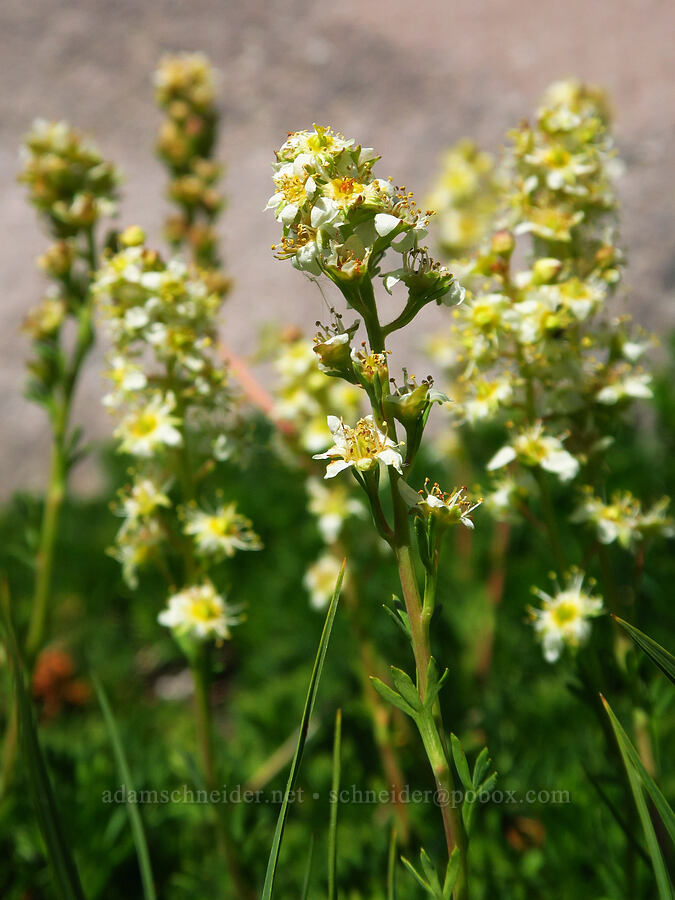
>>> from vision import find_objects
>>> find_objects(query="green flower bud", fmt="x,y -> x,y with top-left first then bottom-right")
531,257 -> 562,285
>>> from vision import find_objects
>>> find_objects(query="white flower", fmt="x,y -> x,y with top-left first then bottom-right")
418,480 -> 481,529
114,392 -> 183,457
529,572 -> 603,662
306,477 -> 366,543
303,553 -> 344,610
596,372 -> 652,405
120,478 -> 171,522
184,503 -> 262,558
487,422 -> 579,482
103,355 -> 148,408
313,415 -> 404,478
483,476 -> 520,521
463,376 -> 513,424
571,489 -> 674,549
158,581 -> 237,642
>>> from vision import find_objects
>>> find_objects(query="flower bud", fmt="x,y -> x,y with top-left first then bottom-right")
531,257 -> 562,285
120,225 -> 146,248
37,241 -> 76,279
491,229 -> 515,257
311,317 -> 359,381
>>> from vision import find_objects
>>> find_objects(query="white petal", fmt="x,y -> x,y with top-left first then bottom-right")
377,448 -> 403,474
374,213 -> 402,237
541,450 -> 579,482
280,203 -> 299,224
487,446 -> 517,471
325,459 -> 352,479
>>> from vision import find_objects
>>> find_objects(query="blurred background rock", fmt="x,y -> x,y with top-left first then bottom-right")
1,0 -> 673,495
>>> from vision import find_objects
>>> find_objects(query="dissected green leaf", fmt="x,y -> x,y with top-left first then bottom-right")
472,748 -> 491,789
450,735 -> 472,793
401,855 -> 433,895
390,666 -> 423,712
370,676 -> 418,718
424,658 -> 449,709
442,848 -> 461,900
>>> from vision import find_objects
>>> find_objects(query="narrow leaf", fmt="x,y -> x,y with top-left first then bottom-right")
93,674 -> 156,900
261,560 -> 344,900
370,677 -> 418,718
382,600 -> 411,638
387,828 -> 397,900
424,658 -> 449,709
442,848 -> 461,900
472,747 -> 491,789
601,697 -> 675,844
401,856 -> 432,893
390,667 -> 423,712
601,695 -> 674,899
328,709 -> 342,900
419,848 -> 443,898
613,616 -> 675,685
450,735 -> 473,792
300,835 -> 314,900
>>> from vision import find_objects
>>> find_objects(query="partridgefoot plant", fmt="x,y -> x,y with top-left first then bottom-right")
94,229 -> 259,896
267,125 -> 492,897
1,121 -> 119,796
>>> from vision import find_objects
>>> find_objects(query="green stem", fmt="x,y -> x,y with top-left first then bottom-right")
394,533 -> 468,899
358,280 -> 386,352
533,468 -> 567,575
355,274 -> 468,896
25,429 -> 67,665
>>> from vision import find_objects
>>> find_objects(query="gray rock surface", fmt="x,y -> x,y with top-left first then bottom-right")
1,0 -> 673,496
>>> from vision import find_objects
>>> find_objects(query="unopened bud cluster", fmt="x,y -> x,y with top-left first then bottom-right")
155,53 -> 228,280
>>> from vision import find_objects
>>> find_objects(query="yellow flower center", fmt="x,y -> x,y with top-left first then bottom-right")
278,174 -> 308,205
552,600 -> 579,626
131,412 -> 159,437
189,597 -> 220,622
328,177 -> 364,205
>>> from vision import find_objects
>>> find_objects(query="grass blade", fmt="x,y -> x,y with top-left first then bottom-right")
261,559 -> 345,900
300,834 -> 315,900
613,616 -> 675,684
0,592 -> 86,900
387,828 -> 397,900
328,708 -> 342,900
601,695 -> 674,899
92,674 -> 156,900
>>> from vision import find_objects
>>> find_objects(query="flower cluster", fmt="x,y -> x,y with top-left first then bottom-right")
426,139 -> 502,259
529,572 -> 603,663
268,125 -> 460,311
571,488 -> 674,550
427,81 -> 658,509
19,119 -> 119,423
95,232 -> 260,637
19,119 -> 118,237
155,53 -> 228,282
